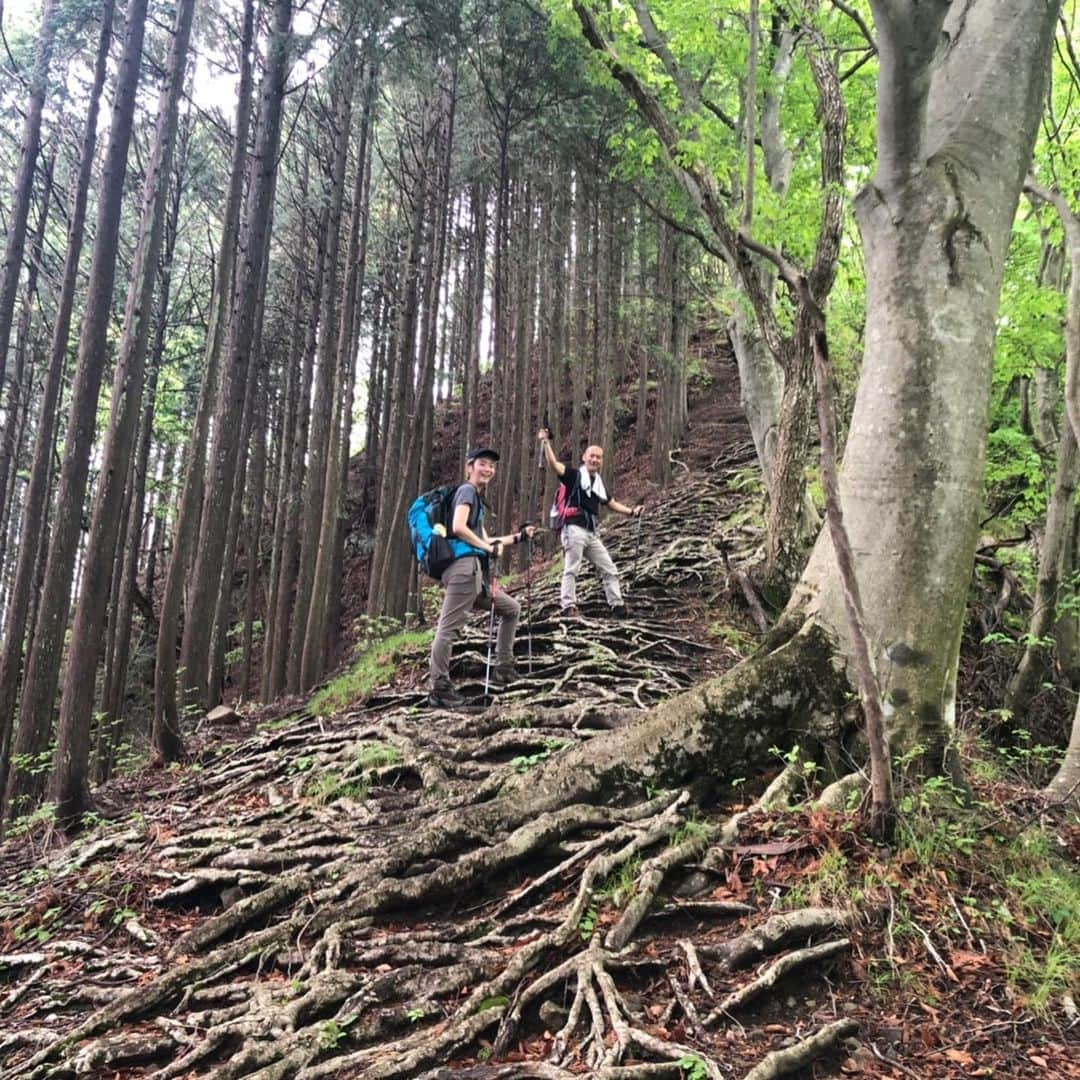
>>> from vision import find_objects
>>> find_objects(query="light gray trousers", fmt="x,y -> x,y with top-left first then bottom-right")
429,556 -> 520,688
560,524 -> 623,608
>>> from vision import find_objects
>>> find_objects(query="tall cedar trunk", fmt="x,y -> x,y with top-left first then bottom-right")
652,222 -> 674,485
374,244 -> 402,498
208,249 -> 271,708
179,0 -> 292,720
50,0 -> 196,825
543,167 -> 570,541
362,257 -> 392,512
3,0 -> 149,823
635,211 -> 650,454
0,0 -> 113,804
154,0 -> 255,757
269,204 -> 329,693
463,181 -> 486,460
489,130 -> 511,442
208,206 -> 276,705
292,53 -> 356,691
501,173 -> 530,542
325,71 -> 378,664
261,165 -> 312,701
0,0 -> 58,430
144,441 -> 174,609
571,173 -> 590,455
389,93 -> 453,617
0,164 -> 52,586
378,88 -> 454,620
100,287 -> 170,781
792,1 -> 1059,765
367,112 -> 433,617
240,378 -> 269,699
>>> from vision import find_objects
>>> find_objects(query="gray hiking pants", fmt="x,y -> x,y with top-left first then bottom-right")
429,556 -> 520,689
560,524 -> 623,609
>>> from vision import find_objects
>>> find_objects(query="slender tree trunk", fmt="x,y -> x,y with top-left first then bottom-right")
463,181 -> 486,460
261,158 -> 312,701
0,162 -> 52,581
295,52 -> 357,690
367,111 -> 434,617
267,205 -> 328,696
0,0 -> 113,805
0,0 -> 58,430
324,65 -> 378,669
179,0 -> 292,721
154,0 -> 255,757
3,0 -> 149,824
50,0 -> 196,826
239,378 -> 268,700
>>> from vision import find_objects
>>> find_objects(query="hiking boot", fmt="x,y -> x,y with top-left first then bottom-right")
561,605 -> 581,618
610,604 -> 628,619
490,663 -> 517,687
427,683 -> 465,709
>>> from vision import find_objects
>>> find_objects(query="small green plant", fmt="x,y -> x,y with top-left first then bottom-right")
8,802 -> 58,840
354,742 -> 402,770
318,1013 -> 357,1050
510,738 -> 569,774
579,906 -> 598,940
669,816 -> 712,848
597,857 -> 641,907
678,1054 -> 709,1080
405,1006 -> 426,1023
303,772 -> 369,805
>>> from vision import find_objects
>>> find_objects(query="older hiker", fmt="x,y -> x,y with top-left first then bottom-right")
428,447 -> 536,709
538,429 -> 643,618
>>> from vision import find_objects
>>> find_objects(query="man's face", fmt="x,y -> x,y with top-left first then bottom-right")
468,456 -> 497,487
582,446 -> 604,474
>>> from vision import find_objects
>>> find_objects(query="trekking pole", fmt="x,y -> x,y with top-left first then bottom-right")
632,506 -> 643,584
483,541 -> 502,703
525,532 -> 534,673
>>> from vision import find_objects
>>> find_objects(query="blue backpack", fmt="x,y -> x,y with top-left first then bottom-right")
407,484 -> 459,580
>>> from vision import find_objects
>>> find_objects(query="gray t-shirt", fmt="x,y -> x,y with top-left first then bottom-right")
451,483 -> 485,553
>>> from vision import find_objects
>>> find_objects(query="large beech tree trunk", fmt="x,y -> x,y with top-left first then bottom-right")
791,1 -> 1060,767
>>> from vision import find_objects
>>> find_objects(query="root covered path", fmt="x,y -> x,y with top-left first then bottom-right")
0,442 -> 864,1079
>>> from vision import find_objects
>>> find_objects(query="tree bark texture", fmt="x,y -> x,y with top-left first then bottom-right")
154,0 -> 255,756
793,0 -> 1060,765
180,0 -> 292,718
50,0 -> 197,825
3,0 -> 149,823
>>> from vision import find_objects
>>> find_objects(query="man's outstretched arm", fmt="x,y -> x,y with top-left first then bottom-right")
538,429 -> 566,477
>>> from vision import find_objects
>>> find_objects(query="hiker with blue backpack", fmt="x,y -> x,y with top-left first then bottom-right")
538,428 -> 643,618
423,447 -> 536,709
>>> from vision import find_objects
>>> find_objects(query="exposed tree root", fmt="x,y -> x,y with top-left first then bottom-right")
741,1018 -> 858,1079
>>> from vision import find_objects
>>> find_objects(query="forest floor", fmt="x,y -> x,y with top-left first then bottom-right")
0,340 -> 1078,1079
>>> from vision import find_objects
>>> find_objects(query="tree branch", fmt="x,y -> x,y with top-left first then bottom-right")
867,0 -> 951,183
829,0 -> 877,52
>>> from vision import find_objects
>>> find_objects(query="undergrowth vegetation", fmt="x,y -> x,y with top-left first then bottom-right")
747,734 -> 1080,1019
308,625 -> 432,716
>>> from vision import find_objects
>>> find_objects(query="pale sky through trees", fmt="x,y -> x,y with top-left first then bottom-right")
1,0 -> 316,116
